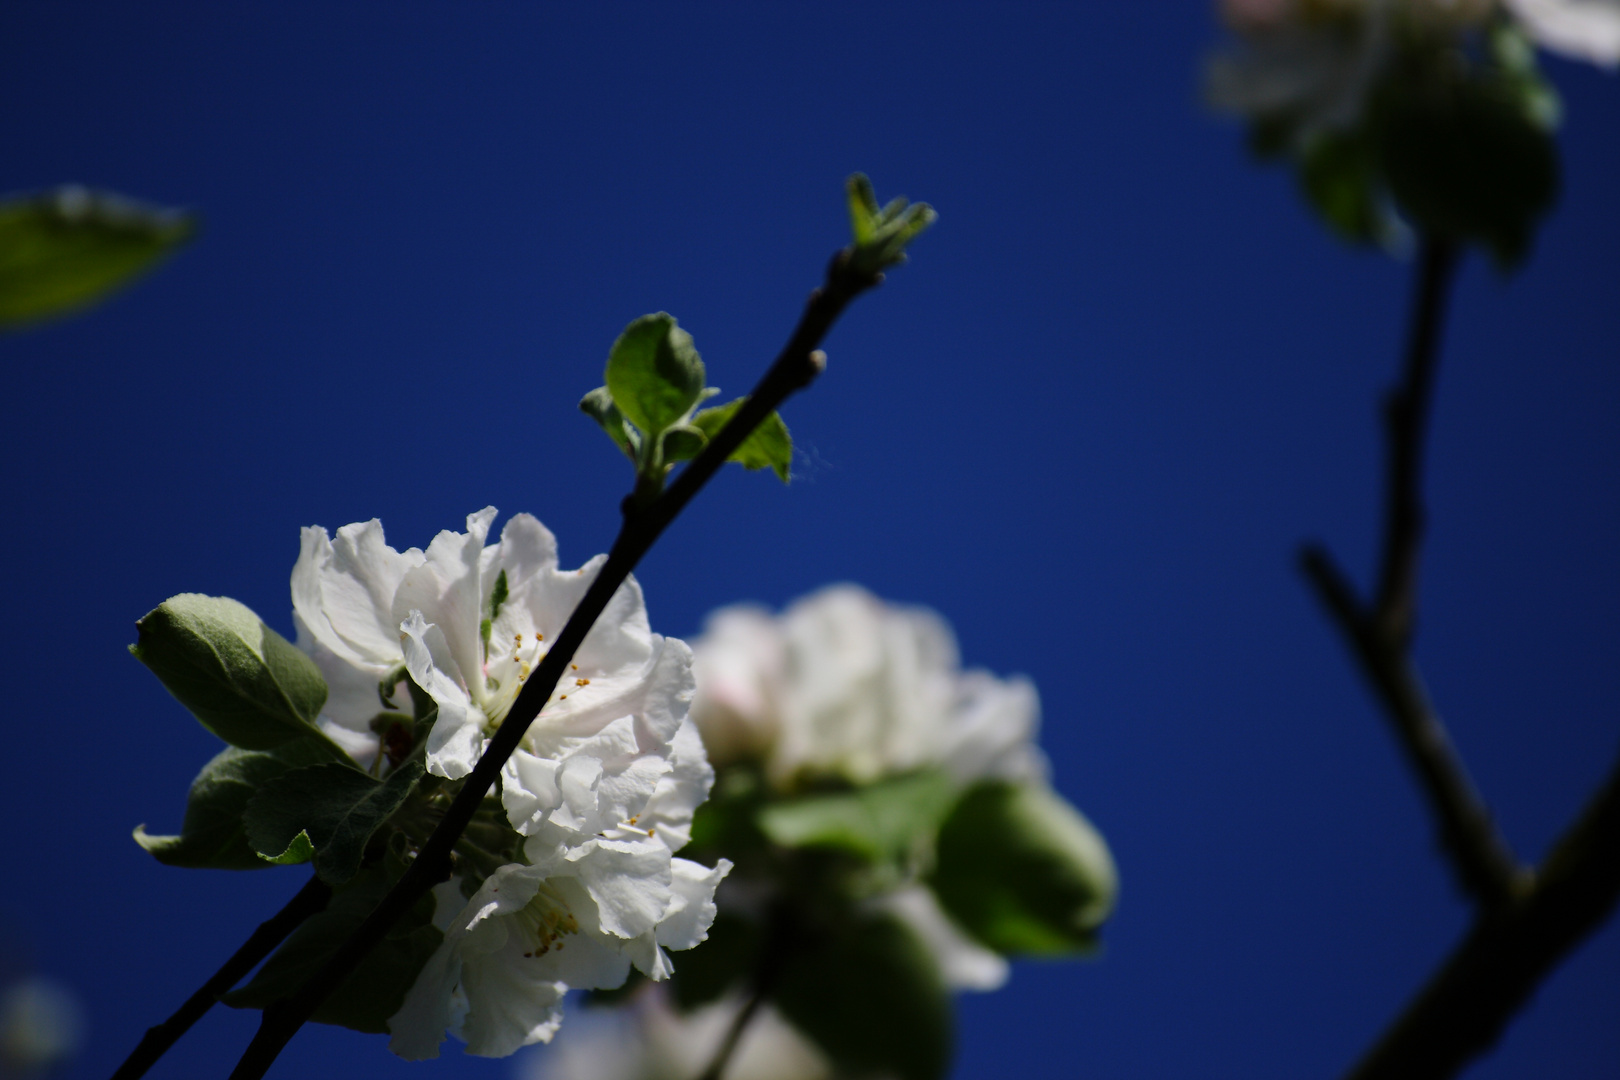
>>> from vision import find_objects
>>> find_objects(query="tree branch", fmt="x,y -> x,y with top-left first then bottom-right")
1374,240 -> 1455,645
1300,546 -> 1530,908
1344,746 -> 1620,1080
109,873 -> 330,1080
227,250 -> 883,1079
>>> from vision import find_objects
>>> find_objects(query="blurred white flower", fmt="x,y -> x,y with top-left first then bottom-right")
1208,0 -> 1616,142
523,987 -> 831,1080
1504,0 -> 1620,65
0,977 -> 83,1077
388,840 -> 731,1059
690,584 -> 1046,789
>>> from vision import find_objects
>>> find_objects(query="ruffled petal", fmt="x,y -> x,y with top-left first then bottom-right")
640,717 -> 716,851
656,858 -> 731,951
392,508 -> 497,706
401,611 -> 487,779
292,519 -> 422,669
566,838 -> 672,941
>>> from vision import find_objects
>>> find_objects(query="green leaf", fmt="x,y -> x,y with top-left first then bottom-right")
929,781 -> 1117,956
757,770 -> 956,863
132,739 -> 349,870
131,594 -> 333,752
691,398 -> 793,482
1372,67 -> 1559,268
604,313 -> 707,438
0,186 -> 193,327
658,424 -> 708,465
669,913 -> 762,1010
225,855 -> 441,1033
579,385 -> 638,461
1298,130 -> 1387,247
244,759 -> 426,884
775,912 -> 951,1080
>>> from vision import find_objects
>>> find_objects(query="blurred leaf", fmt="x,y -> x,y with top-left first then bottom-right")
757,770 -> 956,863
929,781 -> 1117,956
0,186 -> 192,327
670,914 -> 762,1011
1373,68 -> 1559,268
658,423 -> 708,465
225,855 -> 441,1033
132,739 -> 348,870
691,398 -> 792,481
775,911 -> 951,1080
579,385 -> 638,461
604,313 -> 707,438
245,759 -> 425,884
131,594 -> 335,752
1299,130 -> 1386,246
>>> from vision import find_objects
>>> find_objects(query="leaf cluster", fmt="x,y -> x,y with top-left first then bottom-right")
845,173 -> 937,277
580,313 -> 792,499
672,767 -> 1117,1080
128,594 -> 505,1033
1255,25 -> 1560,267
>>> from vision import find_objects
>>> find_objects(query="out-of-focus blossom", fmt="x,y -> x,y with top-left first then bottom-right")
690,584 -> 1046,790
524,988 -> 832,1080
0,977 -> 83,1078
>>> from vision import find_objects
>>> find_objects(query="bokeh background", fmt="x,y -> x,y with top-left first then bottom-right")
2,5 -> 1616,1078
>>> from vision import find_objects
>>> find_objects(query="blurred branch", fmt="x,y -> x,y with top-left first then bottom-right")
1302,238 -> 1527,910
1306,235 -> 1620,1079
1300,546 -> 1529,908
227,250 -> 883,1080
1344,748 -> 1620,1080
695,905 -> 794,1080
109,874 -> 330,1080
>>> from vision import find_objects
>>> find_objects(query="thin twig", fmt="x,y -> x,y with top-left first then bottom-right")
1374,240 -> 1455,645
109,874 -> 330,1080
694,989 -> 768,1080
1300,547 -> 1530,908
1344,747 -> 1620,1080
227,251 -> 882,1080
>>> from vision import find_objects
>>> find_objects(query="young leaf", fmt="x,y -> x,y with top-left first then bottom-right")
224,856 -> 442,1034
845,173 -> 937,276
929,781 -> 1117,956
132,739 -> 350,870
604,313 -> 707,439
756,770 -> 956,863
774,912 -> 951,1080
244,759 -> 426,885
131,594 -> 333,752
691,397 -> 792,481
579,386 -> 637,461
0,186 -> 194,327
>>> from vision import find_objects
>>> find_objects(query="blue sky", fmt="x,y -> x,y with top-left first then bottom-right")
2,5 -> 1616,1078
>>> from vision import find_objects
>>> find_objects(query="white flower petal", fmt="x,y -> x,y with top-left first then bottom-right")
292,519 -> 423,669
1508,0 -> 1620,67
392,508 -> 497,703
387,935 -> 463,1061
640,717 -> 716,851
401,611 -> 486,779
656,858 -> 732,952
567,838 -> 672,940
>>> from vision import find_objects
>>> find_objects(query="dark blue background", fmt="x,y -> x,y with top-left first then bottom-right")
2,5 -> 1615,1078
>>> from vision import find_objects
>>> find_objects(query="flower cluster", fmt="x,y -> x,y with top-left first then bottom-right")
528,585 -> 1116,1080
290,508 -> 728,1058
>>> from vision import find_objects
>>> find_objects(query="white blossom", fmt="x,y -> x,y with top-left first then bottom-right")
523,987 -> 831,1080
292,507 -> 712,853
390,844 -> 731,1059
1505,0 -> 1620,66
690,584 -> 1046,790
